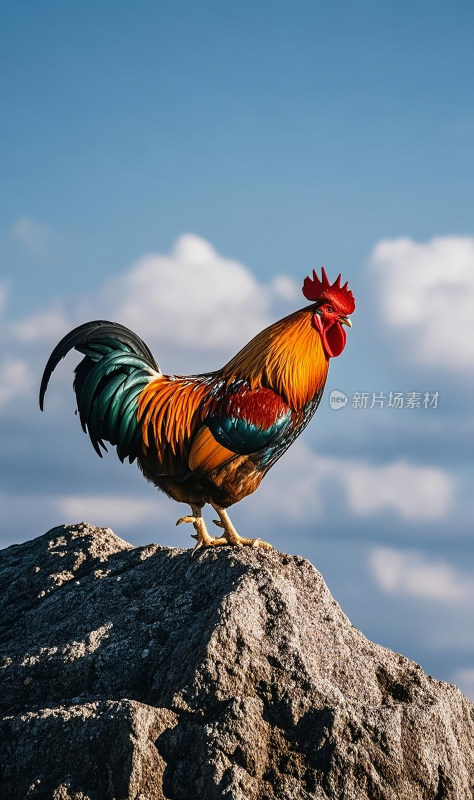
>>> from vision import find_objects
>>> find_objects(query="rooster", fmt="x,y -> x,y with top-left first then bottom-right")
40,268 -> 355,549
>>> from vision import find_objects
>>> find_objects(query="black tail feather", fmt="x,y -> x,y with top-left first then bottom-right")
39,320 -> 159,410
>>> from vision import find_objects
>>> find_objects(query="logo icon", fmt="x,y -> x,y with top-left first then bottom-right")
329,390 -> 348,410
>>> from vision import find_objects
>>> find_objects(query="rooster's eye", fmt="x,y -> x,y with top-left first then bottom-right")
324,304 -> 334,313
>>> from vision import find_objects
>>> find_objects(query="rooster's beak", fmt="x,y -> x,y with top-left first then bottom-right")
339,316 -> 352,328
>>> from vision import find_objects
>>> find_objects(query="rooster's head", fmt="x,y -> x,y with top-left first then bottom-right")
302,267 -> 355,359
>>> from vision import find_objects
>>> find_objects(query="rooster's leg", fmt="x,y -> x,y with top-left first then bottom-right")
211,504 -> 273,549
176,504 -> 227,549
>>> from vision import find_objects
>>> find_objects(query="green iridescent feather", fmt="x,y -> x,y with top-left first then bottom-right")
39,320 -> 159,463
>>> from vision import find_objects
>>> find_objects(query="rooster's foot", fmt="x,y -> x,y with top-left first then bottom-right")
211,505 -> 273,550
176,507 -> 227,550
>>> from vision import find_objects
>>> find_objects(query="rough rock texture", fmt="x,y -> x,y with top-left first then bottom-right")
1,523 -> 473,800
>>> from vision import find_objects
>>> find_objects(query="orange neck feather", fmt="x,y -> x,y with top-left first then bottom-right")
221,307 -> 328,411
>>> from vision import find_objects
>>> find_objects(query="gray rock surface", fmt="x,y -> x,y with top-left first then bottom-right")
0,523 -> 473,800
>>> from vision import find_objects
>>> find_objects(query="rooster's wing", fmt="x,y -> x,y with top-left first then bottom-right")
188,384 -> 292,476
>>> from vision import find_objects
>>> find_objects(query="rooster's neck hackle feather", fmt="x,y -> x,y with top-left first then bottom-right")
221,307 -> 328,410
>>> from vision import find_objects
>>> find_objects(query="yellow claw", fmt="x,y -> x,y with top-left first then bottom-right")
176,505 -> 273,551
176,515 -> 197,526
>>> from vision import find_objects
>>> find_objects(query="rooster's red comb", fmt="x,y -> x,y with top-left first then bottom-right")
302,267 -> 355,315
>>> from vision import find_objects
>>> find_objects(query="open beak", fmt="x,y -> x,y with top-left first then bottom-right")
339,316 -> 352,328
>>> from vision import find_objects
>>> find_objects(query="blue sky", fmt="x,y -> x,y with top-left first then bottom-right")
1,1 -> 474,698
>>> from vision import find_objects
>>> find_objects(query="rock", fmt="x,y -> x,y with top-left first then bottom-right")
0,523 -> 473,800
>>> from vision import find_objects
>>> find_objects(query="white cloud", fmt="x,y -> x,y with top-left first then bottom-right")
85,233 -> 276,350
369,235 -> 474,370
57,495 -> 163,529
271,275 -> 300,302
369,547 -> 474,603
11,216 -> 62,258
251,442 -> 454,523
452,668 -> 474,701
340,459 -> 453,521
0,359 -> 33,410
12,305 -> 70,344
13,234 -> 296,358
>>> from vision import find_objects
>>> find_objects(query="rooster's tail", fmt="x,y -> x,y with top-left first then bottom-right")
39,320 -> 160,463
